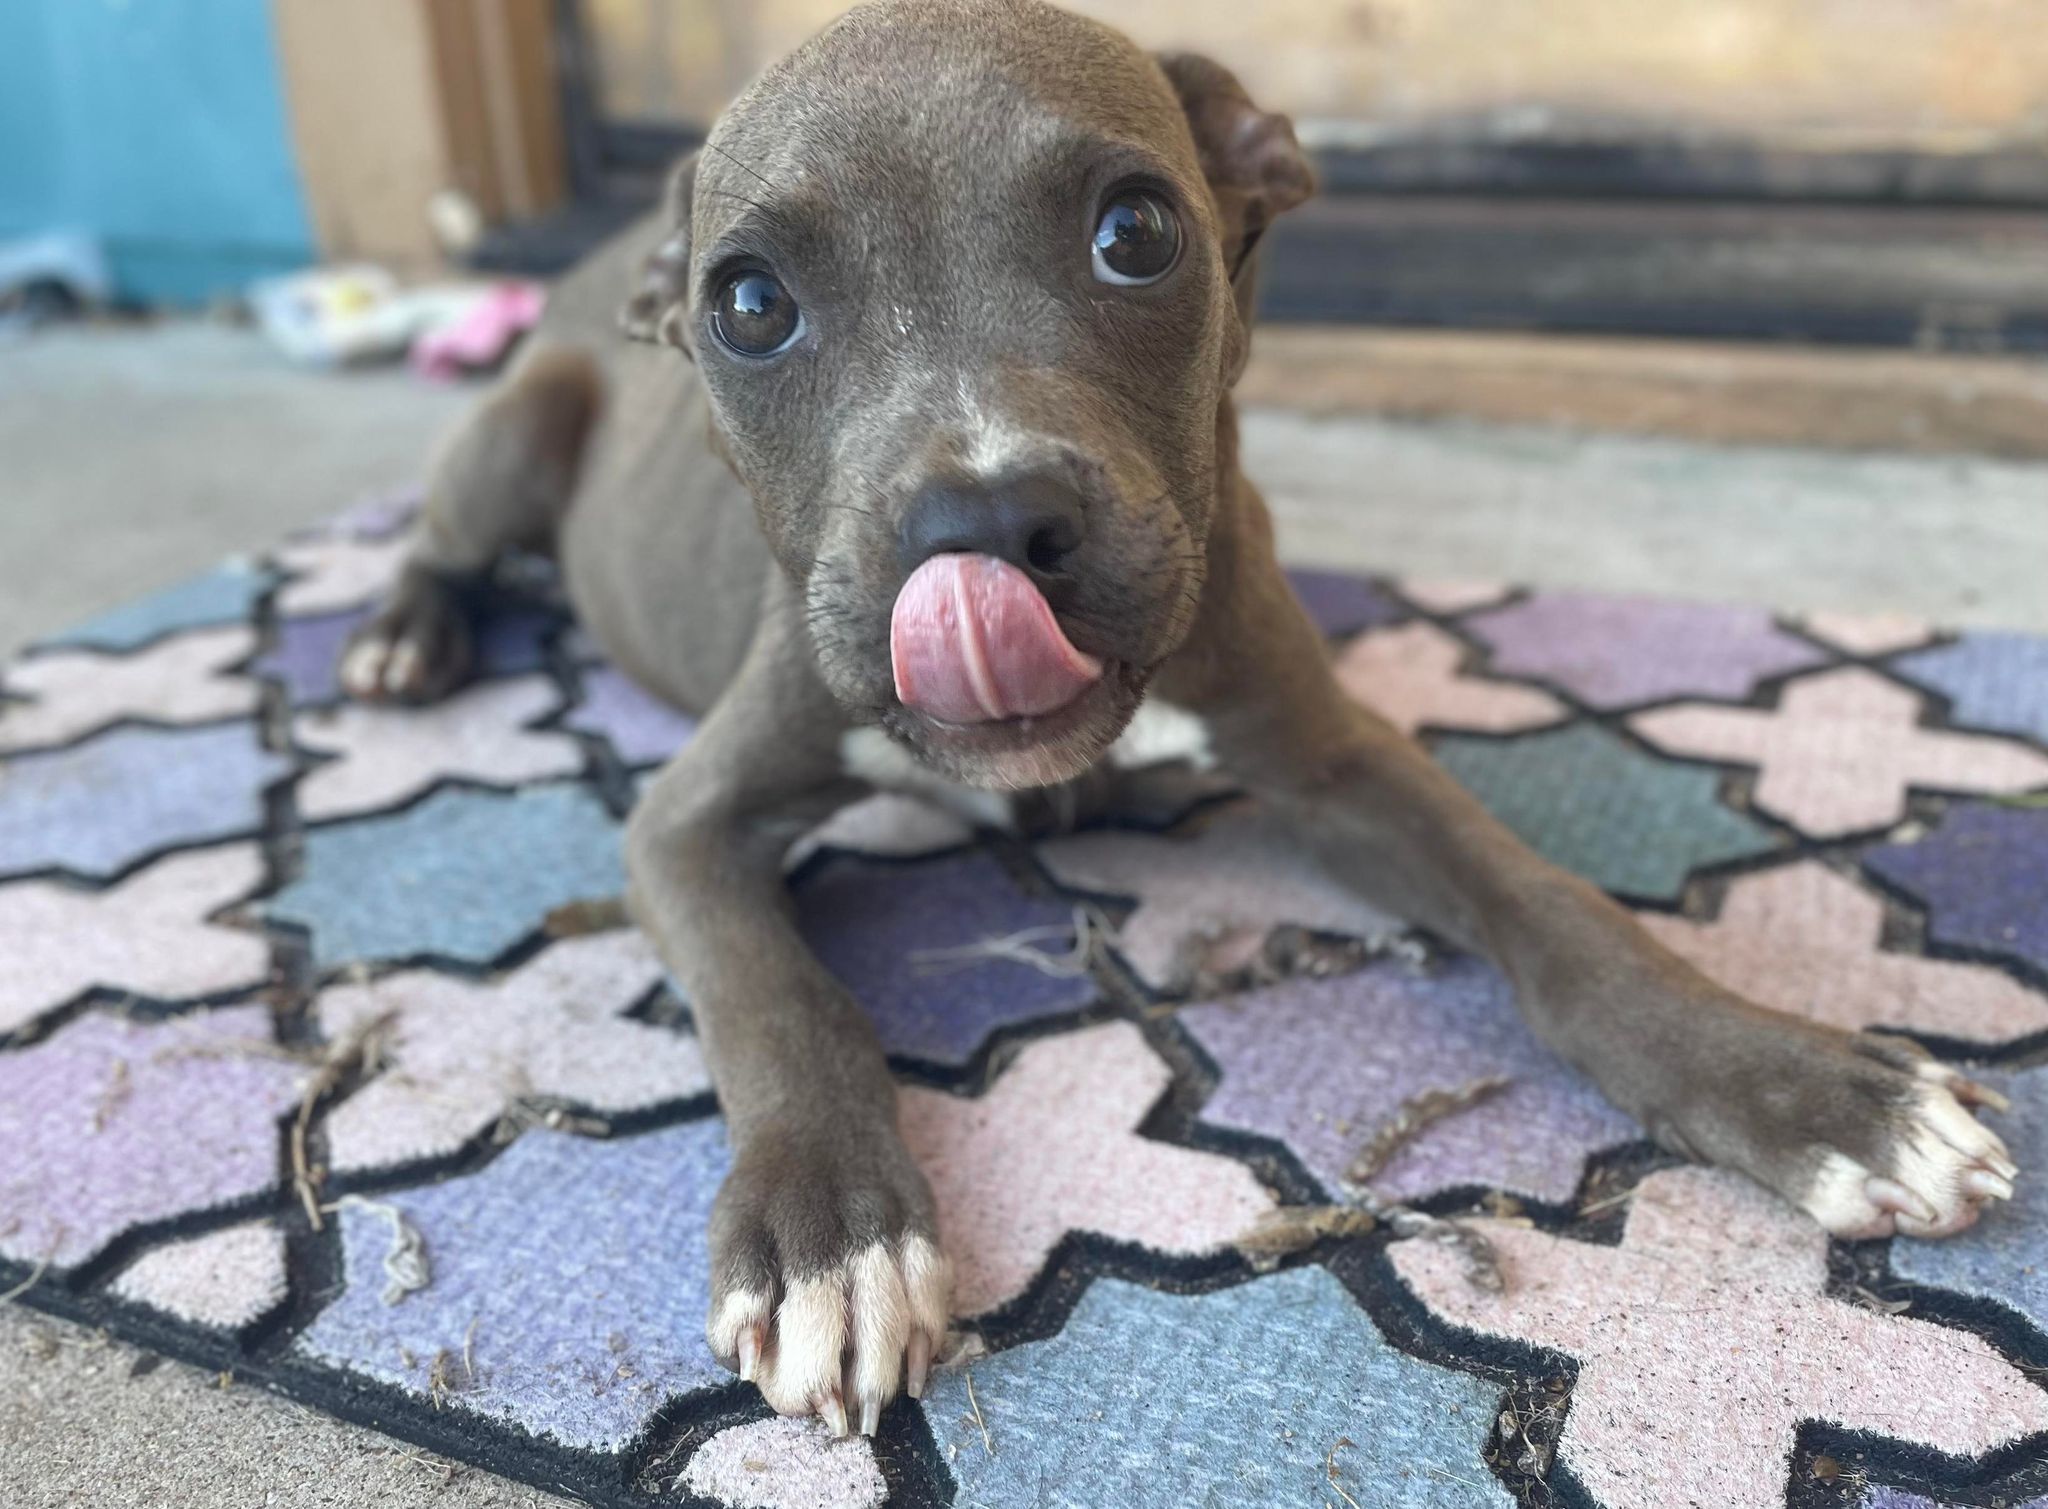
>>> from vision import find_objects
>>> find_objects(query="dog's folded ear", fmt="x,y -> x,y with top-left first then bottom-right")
620,150 -> 700,352
1153,53 -> 1315,284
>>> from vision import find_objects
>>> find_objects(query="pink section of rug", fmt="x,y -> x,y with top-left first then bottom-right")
1797,610 -> 1933,658
293,675 -> 582,820
316,931 -> 707,1173
1391,1167 -> 2048,1509
1037,804 -> 1403,992
1632,667 -> 2048,836
273,536 -> 409,616
788,792 -> 975,869
902,1022 -> 1275,1316
681,1416 -> 886,1509
0,626 -> 258,752
0,844 -> 271,1035
1400,579 -> 1511,615
112,1222 -> 287,1329
1641,860 -> 2048,1043
1335,621 -> 1566,736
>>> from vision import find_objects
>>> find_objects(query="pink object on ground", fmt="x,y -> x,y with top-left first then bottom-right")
410,282 -> 547,382
890,554 -> 1101,723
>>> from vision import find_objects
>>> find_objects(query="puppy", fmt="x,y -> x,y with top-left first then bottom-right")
344,0 -> 2017,1437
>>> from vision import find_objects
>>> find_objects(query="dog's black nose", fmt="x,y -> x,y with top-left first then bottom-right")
897,474 -> 1086,580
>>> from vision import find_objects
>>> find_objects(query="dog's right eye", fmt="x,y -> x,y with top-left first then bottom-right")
1091,189 -> 1182,286
711,269 -> 803,357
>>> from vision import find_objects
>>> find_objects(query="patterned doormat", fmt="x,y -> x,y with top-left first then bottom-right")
4,493 -> 2047,1509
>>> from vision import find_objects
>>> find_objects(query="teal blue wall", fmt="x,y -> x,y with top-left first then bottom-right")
0,0 -> 315,306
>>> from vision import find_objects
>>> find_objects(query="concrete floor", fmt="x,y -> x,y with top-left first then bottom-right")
5,321 -> 2047,659
0,323 -> 471,658
0,1308 -> 573,1509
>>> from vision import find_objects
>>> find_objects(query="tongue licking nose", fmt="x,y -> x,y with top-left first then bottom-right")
890,554 -> 1103,724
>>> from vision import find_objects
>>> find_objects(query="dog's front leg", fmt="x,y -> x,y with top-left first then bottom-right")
625,597 -> 947,1436
1160,525 -> 2015,1238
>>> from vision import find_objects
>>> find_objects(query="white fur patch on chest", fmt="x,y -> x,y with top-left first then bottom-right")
837,727 -> 1017,830
1109,698 -> 1216,772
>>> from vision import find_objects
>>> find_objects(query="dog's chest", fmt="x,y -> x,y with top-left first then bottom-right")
836,699 -> 1215,829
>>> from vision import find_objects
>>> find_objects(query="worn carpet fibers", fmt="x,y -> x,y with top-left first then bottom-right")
2,491 -> 2046,1508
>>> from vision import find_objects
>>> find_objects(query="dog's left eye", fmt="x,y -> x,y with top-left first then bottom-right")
1091,190 -> 1182,286
711,269 -> 803,357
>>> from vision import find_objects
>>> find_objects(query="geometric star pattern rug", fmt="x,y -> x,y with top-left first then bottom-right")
3,491 -> 2047,1509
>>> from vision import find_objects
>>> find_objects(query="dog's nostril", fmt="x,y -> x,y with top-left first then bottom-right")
1026,518 -> 1079,574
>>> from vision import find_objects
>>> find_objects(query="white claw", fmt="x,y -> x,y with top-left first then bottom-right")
905,1330 -> 932,1400
384,640 -> 423,695
339,639 -> 387,700
1964,1167 -> 2016,1203
818,1388 -> 849,1438
859,1396 -> 880,1437
1865,1175 -> 1938,1225
1963,1081 -> 2013,1114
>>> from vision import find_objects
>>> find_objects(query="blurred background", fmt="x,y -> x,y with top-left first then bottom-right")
3,0 -> 2046,654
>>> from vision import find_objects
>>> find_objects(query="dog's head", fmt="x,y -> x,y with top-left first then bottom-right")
623,0 -> 1313,788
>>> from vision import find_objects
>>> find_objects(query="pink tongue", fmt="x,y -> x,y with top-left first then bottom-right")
891,554 -> 1103,724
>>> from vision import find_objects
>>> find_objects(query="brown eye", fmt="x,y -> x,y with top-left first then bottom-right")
712,269 -> 802,356
1091,189 -> 1182,286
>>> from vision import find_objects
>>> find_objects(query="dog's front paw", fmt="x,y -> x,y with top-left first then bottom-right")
1665,1019 -> 2018,1241
706,1127 -> 950,1435
339,578 -> 473,704
1789,1038 -> 2017,1239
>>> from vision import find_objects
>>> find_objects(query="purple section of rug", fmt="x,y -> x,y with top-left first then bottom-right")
255,603 -> 554,707
1466,592 -> 1824,709
0,1007 -> 302,1269
296,1122 -> 729,1452
1284,569 -> 1403,640
1181,958 -> 1635,1203
565,665 -> 699,768
794,851 -> 1094,1065
1864,802 -> 2048,978
0,721 -> 294,880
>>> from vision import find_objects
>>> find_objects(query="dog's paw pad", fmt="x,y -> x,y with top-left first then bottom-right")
711,1236 -> 949,1435
1798,1080 -> 2017,1239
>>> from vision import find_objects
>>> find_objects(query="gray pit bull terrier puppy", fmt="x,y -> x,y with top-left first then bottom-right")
342,0 -> 2017,1439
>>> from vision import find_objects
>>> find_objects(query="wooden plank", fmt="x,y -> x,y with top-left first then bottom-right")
1238,327 -> 2048,460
